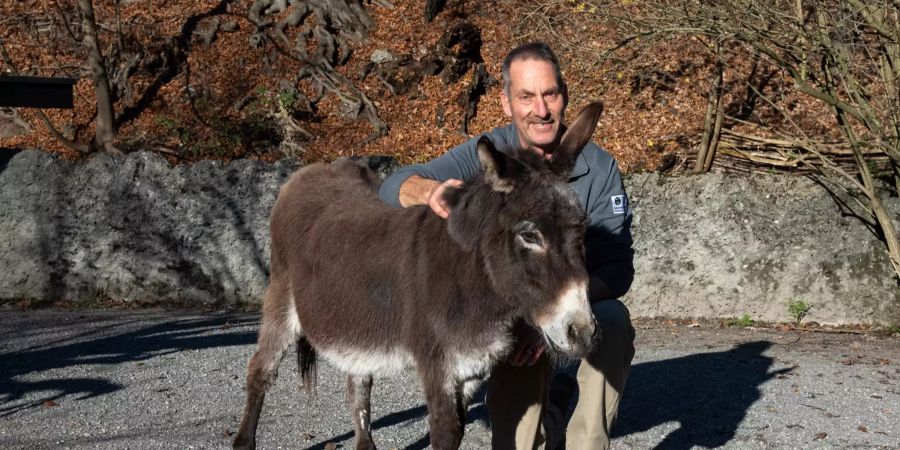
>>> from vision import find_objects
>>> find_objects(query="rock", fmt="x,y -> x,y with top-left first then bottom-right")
370,49 -> 394,64
623,172 -> 900,325
0,108 -> 31,139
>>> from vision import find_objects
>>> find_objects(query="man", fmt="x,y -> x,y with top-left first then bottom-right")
378,42 -> 635,449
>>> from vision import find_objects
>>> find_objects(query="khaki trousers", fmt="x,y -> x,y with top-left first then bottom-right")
486,300 -> 636,450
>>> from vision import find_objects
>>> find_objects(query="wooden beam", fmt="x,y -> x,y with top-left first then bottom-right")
0,76 -> 76,108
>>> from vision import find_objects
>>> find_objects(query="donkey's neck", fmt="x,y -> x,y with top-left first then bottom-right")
403,206 -> 522,328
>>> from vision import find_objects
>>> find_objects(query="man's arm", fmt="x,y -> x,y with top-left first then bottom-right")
398,175 -> 442,207
379,133 -> 493,208
589,275 -> 614,300
398,176 -> 464,218
584,155 -> 635,301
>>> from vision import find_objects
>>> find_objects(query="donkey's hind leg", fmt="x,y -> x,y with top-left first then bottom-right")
347,374 -> 376,450
233,278 -> 298,450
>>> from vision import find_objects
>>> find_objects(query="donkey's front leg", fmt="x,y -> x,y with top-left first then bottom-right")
419,367 -> 464,450
347,374 -> 376,450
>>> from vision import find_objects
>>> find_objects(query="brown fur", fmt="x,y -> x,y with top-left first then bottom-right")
234,103 -> 605,450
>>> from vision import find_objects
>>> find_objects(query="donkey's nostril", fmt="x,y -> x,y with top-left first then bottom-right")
568,323 -> 581,342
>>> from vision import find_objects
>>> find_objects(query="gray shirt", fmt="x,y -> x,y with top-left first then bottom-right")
379,124 -> 634,299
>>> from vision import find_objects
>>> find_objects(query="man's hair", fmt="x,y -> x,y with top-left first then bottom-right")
501,42 -> 568,100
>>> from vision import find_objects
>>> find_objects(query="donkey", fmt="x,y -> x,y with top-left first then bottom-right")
233,102 -> 605,450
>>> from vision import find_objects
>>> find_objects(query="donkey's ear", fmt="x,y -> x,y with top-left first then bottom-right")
550,101 -> 604,175
446,190 -> 481,252
477,136 -> 519,193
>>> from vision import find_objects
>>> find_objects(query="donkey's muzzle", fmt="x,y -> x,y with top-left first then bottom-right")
540,281 -> 596,358
563,315 -> 596,357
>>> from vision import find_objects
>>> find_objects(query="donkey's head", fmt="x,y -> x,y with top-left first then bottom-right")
444,102 -> 604,358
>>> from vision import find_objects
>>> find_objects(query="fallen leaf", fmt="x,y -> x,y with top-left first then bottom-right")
324,443 -> 337,450
814,432 -> 827,440
858,425 -> 868,432
301,432 -> 315,441
42,399 -> 59,408
870,394 -> 883,399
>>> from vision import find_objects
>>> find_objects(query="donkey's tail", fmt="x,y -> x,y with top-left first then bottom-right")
297,336 -> 318,394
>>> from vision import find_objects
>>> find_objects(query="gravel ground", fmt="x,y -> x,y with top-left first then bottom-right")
1,309 -> 898,449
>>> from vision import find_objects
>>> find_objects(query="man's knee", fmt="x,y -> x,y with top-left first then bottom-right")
591,299 -> 635,343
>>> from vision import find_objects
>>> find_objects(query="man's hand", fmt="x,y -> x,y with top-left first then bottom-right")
427,178 -> 463,219
398,175 -> 463,219
508,321 -> 545,366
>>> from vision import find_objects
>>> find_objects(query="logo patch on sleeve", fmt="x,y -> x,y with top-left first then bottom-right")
611,195 -> 626,215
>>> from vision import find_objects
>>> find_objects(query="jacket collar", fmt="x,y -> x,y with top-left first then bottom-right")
569,151 -> 589,180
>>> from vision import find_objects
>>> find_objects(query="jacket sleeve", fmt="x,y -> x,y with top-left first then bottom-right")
584,158 -> 635,300
378,136 -> 485,207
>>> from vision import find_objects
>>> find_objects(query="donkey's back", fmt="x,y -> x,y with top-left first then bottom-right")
270,159 -> 442,373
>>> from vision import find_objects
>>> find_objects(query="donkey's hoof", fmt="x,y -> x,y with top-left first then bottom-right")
232,434 -> 255,450
355,437 -> 377,450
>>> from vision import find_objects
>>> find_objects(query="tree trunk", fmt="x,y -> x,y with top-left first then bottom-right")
703,84 -> 724,172
77,0 -> 120,153
694,46 -> 723,173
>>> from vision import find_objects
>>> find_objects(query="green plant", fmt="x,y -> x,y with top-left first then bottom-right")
154,114 -> 178,131
725,314 -> 754,328
155,114 -> 194,144
787,299 -> 812,326
277,90 -> 298,111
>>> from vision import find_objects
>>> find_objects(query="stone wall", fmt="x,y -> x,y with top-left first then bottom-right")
1,150 -> 897,324
626,172 -> 899,325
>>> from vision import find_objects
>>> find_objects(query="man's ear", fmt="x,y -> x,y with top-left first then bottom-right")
477,136 -> 521,193
501,91 -> 513,117
550,101 -> 603,176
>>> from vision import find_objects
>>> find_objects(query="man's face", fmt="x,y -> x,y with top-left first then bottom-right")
501,58 -> 567,156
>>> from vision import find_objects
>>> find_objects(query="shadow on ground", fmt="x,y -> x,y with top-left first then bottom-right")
310,340 -> 788,449
613,340 -> 792,449
1,317 -> 788,449
307,401 -> 490,450
0,314 -> 257,417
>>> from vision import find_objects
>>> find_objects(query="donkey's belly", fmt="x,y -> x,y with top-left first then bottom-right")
318,346 -> 415,377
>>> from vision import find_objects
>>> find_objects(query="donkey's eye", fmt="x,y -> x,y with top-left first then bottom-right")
514,221 -> 546,252
520,231 -> 542,246
515,229 -> 546,253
